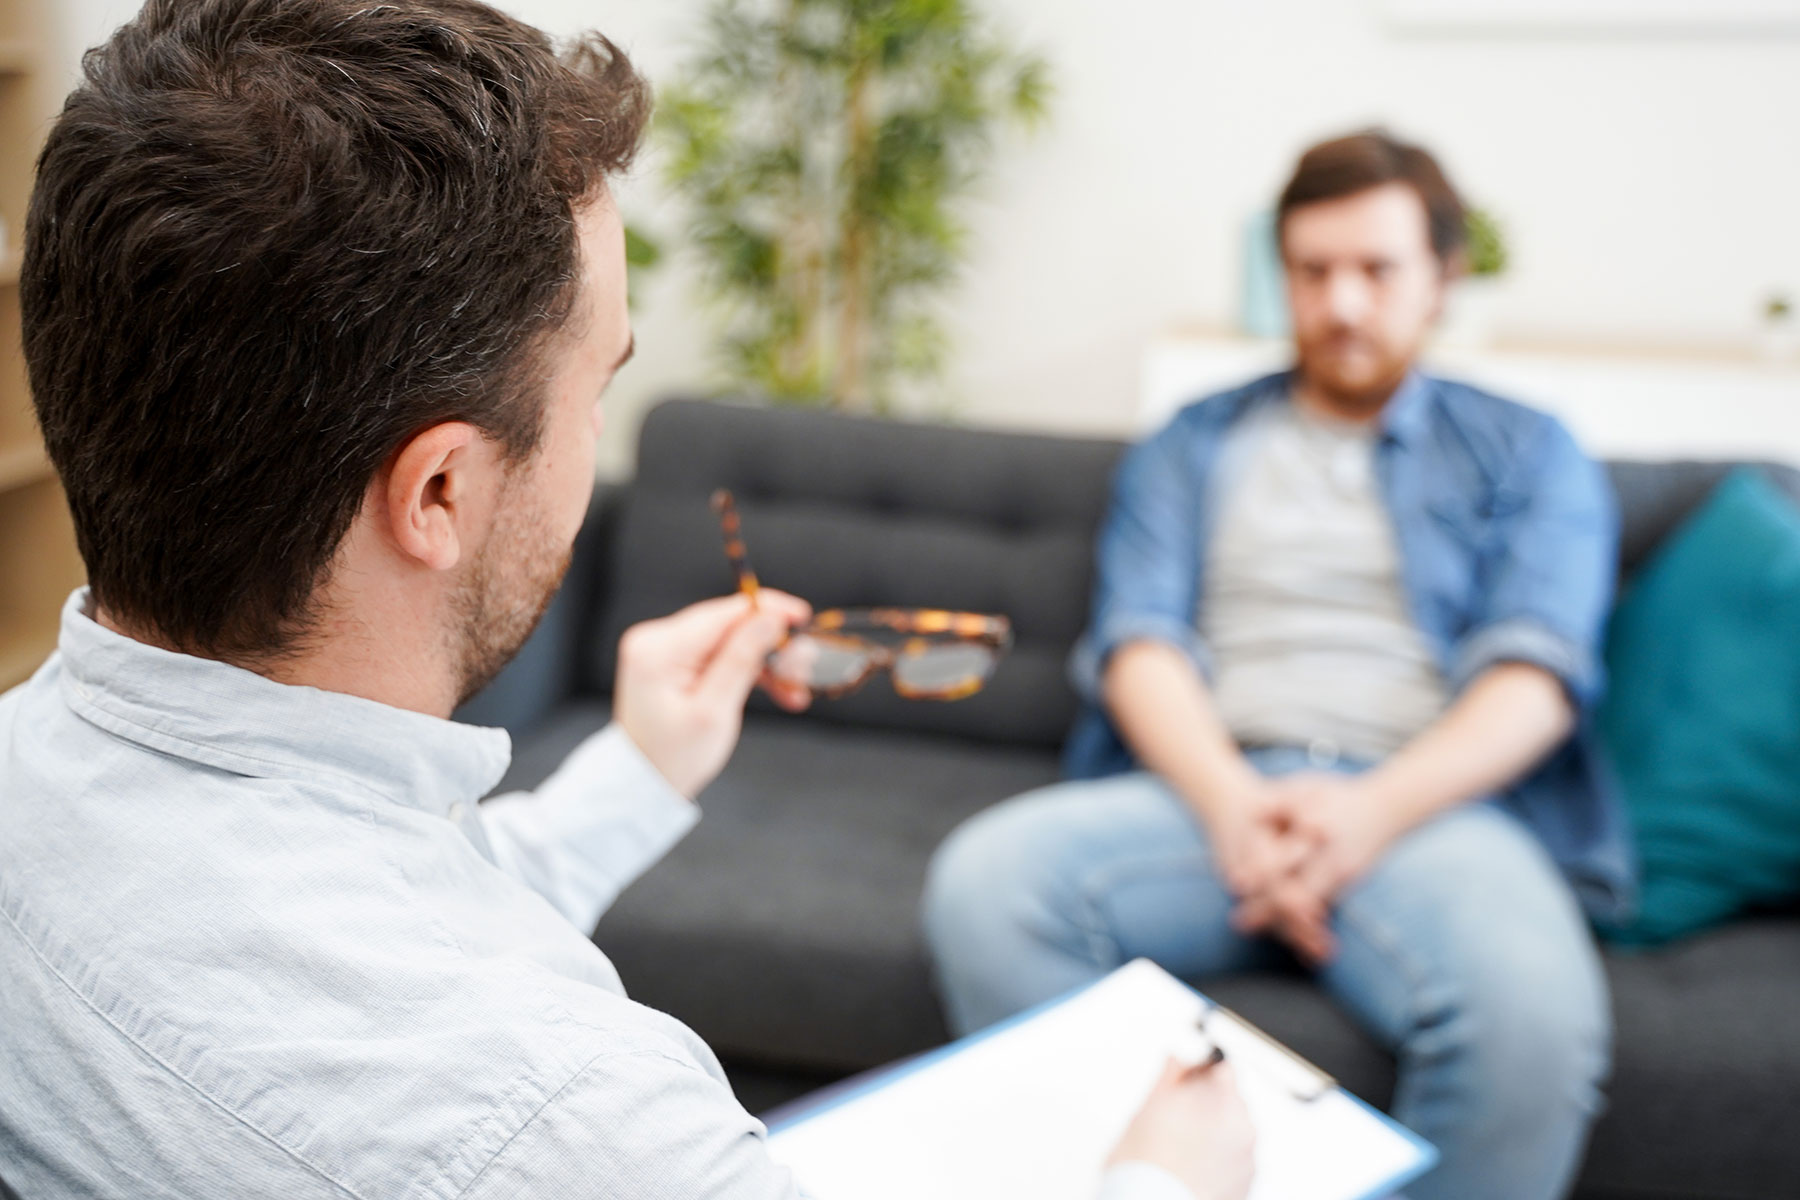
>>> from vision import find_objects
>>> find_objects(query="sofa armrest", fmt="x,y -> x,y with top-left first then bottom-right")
454,481 -> 628,736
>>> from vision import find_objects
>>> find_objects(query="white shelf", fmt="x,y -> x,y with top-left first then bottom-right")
1142,332 -> 1800,467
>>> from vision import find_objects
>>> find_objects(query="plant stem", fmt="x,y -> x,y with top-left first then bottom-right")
777,0 -> 821,393
833,54 -> 873,408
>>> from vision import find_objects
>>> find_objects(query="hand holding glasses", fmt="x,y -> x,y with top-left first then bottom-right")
711,490 -> 1013,701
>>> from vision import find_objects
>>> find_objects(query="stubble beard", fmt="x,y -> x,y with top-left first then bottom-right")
1294,325 -> 1423,419
448,494 -> 573,709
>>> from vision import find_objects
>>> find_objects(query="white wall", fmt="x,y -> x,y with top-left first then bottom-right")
53,1 -> 1800,473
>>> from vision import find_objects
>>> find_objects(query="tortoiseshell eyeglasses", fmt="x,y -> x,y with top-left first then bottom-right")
711,490 -> 1014,701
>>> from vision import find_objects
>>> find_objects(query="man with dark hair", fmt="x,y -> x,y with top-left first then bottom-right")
0,2 -> 1251,1197
926,129 -> 1628,1200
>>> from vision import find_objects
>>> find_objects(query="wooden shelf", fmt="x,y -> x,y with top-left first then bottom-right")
0,38 -> 34,76
0,0 -> 71,693
0,611 -> 55,691
0,439 -> 49,491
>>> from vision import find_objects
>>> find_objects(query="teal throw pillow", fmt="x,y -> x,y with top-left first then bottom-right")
1597,467 -> 1800,947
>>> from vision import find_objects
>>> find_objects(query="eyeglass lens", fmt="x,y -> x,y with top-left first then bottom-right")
893,641 -> 999,695
767,633 -> 876,690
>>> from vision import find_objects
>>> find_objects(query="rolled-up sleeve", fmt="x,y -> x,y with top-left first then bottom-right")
479,723 -> 698,932
1069,424 -> 1209,704
1448,418 -> 1618,710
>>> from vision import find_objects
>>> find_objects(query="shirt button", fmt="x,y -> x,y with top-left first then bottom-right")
1307,738 -> 1340,770
447,802 -> 466,823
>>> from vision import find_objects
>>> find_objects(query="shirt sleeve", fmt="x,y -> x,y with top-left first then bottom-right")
456,1045 -> 1200,1200
457,1044 -> 812,1200
1068,421 -> 1211,704
1447,416 -> 1619,710
478,723 -> 698,932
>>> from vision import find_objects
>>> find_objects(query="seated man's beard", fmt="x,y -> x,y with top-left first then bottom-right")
1296,325 -> 1418,416
449,508 -> 572,708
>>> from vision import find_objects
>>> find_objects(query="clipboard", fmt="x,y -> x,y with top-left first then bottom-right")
765,959 -> 1437,1200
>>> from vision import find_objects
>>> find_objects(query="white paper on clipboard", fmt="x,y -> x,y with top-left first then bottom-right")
766,959 -> 1436,1200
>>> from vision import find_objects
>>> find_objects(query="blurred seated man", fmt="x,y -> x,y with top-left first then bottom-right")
924,130 -> 1630,1200
0,3 -> 1251,1197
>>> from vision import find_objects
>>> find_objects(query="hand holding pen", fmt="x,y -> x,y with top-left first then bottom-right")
1108,1017 -> 1255,1200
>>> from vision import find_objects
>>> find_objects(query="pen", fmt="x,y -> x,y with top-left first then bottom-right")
1174,1012 -> 1227,1072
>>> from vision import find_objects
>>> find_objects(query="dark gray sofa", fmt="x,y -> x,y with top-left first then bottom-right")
462,397 -> 1800,1200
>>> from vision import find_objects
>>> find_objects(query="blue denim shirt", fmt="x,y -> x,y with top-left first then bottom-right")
1064,371 -> 1636,922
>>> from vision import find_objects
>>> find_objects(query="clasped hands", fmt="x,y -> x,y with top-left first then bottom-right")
1210,772 -> 1403,965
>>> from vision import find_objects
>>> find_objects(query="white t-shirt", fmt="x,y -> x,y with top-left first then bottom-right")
1200,397 -> 1450,763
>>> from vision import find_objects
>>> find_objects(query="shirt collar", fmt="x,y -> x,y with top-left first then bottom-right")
54,589 -> 511,816
1243,368 -> 1431,447
1376,370 -> 1433,448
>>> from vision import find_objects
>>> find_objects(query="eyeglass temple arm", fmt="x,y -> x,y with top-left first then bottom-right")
710,489 -> 761,608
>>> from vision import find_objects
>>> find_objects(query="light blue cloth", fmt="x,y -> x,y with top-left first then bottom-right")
0,591 -> 1190,1199
923,750 -> 1612,1200
1238,209 -> 1290,339
1063,370 -> 1633,922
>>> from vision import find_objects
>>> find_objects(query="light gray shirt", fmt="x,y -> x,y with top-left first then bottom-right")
1202,398 -> 1451,764
0,591 -> 1186,1200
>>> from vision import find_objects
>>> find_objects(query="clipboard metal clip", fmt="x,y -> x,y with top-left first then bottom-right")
1200,1003 -> 1337,1103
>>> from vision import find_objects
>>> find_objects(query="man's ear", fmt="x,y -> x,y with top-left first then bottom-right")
380,421 -> 492,572
1440,246 -> 1470,285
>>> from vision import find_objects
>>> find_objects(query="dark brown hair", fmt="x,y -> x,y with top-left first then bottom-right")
1276,129 -> 1467,265
23,0 -> 649,661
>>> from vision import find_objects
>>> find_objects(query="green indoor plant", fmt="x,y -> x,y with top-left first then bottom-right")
624,225 -> 664,312
1463,207 -> 1509,279
1762,291 -> 1796,364
1438,206 -> 1509,347
656,0 -> 1050,412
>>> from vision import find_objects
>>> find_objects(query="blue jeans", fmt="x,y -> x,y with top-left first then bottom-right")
921,753 -> 1611,1200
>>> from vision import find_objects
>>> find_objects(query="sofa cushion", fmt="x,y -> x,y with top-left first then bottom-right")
1606,459 -> 1800,579
1584,916 -> 1800,1199
587,398 -> 1125,749
494,701 -> 1064,1070
1598,468 -> 1800,946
